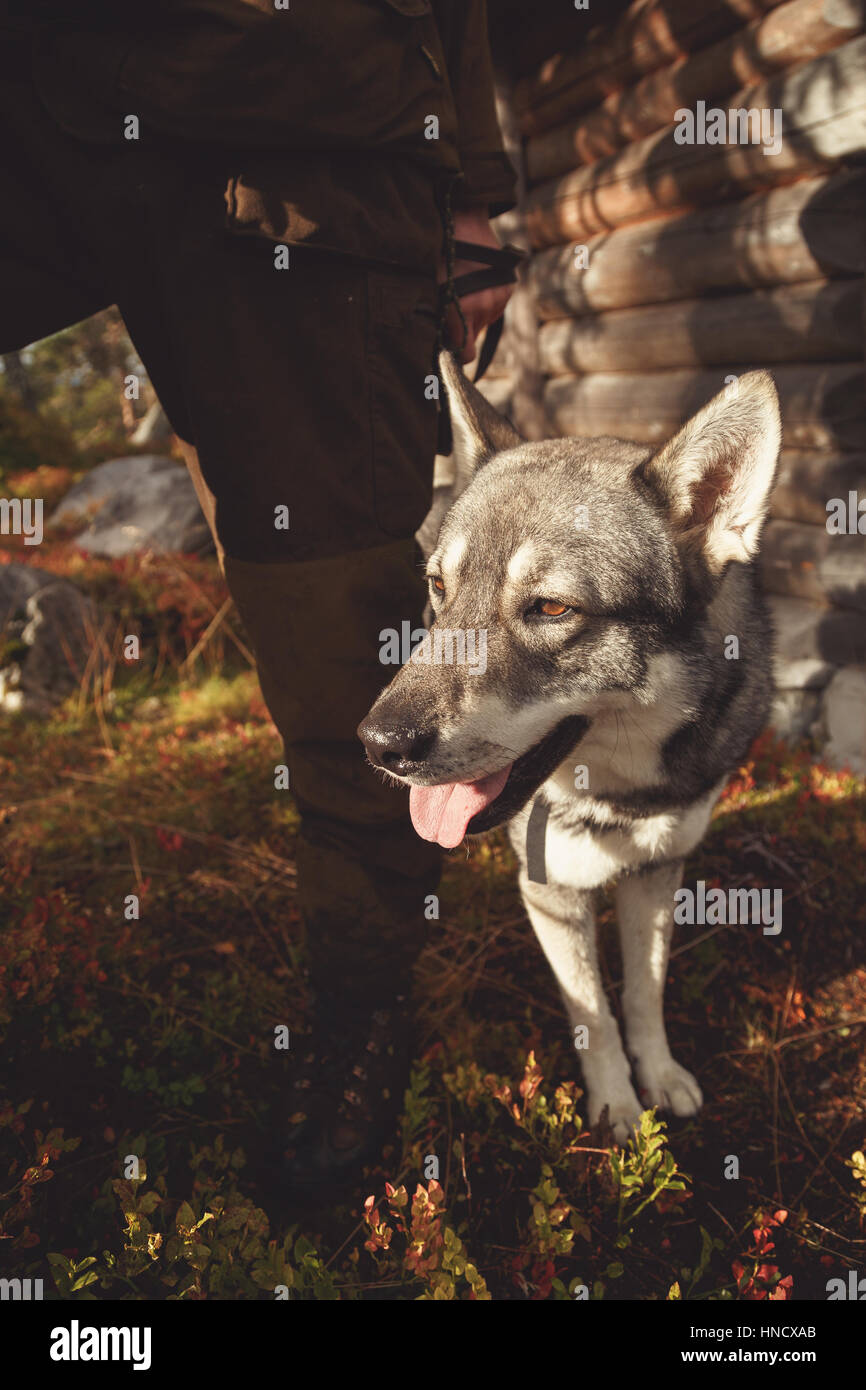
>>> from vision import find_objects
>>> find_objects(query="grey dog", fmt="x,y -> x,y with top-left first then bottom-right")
359,353 -> 781,1139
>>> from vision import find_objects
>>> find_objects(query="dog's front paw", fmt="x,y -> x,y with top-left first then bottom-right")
588,1085 -> 644,1145
636,1057 -> 703,1118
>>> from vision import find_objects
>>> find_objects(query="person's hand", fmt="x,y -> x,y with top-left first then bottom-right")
438,205 -> 514,365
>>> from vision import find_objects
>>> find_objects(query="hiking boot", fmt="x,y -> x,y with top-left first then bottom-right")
282,990 -> 413,1186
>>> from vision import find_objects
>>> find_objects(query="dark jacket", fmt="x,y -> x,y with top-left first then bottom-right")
3,0 -> 516,271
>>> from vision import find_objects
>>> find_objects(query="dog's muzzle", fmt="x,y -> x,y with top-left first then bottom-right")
357,716 -> 435,778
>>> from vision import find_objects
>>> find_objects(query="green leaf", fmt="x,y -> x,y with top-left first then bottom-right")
175,1201 -> 195,1231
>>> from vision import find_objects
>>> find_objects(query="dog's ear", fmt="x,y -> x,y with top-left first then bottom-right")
637,371 -> 781,576
439,350 -> 523,476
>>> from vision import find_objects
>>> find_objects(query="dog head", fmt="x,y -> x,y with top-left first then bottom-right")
358,352 -> 780,847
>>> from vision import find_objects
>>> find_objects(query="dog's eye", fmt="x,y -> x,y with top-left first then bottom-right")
535,599 -> 570,617
429,576 -> 445,594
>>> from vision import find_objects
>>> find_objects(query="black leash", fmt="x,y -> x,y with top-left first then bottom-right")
434,175 -> 527,453
434,202 -> 527,456
438,238 -> 527,382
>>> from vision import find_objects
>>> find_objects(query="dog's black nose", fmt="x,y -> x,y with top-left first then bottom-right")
357,718 -> 435,774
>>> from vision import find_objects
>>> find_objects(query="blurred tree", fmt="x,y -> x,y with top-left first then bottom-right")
0,392 -> 78,487
1,350 -> 40,414
1,307 -> 160,471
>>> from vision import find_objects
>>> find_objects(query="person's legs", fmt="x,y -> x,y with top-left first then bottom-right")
117,166 -> 445,1008
121,161 -> 445,1172
114,149 -> 447,1176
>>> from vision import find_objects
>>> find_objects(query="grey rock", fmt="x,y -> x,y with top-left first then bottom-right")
0,563 -> 105,714
50,454 -> 212,557
477,376 -> 516,420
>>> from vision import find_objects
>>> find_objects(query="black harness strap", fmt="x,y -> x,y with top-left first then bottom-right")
525,796 -> 549,885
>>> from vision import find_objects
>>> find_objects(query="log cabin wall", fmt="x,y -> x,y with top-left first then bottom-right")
482,0 -> 866,771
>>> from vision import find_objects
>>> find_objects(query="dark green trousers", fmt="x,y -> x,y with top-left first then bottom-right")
1,50 -> 442,1004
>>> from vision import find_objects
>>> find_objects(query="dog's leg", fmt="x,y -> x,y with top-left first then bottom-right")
521,876 -> 642,1142
616,860 -> 703,1119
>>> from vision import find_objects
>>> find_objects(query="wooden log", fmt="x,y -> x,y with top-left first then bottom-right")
527,0 -> 864,181
538,280 -> 863,374
515,0 -> 787,136
479,337 -> 519,380
472,295 -> 529,381
529,172 -> 866,318
526,37 -> 866,248
760,519 -> 866,611
477,376 -> 516,419
544,363 -> 866,450
771,450 -> 866,524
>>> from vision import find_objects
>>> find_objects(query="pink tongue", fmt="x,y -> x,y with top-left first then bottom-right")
409,765 -> 512,849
